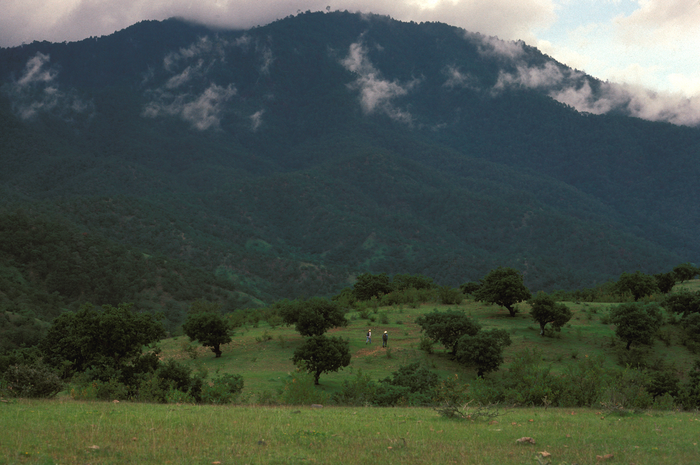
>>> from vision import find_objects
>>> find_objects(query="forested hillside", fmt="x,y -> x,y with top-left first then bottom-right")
1,11 -> 698,327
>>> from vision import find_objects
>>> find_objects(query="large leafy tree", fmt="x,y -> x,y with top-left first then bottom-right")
473,267 -> 531,317
528,292 -> 572,336
278,297 -> 348,336
661,290 -> 700,317
182,304 -> 232,358
39,302 -> 165,376
610,302 -> 663,350
415,310 -> 481,354
353,273 -> 393,301
455,329 -> 512,377
654,272 -> 677,294
292,335 -> 351,385
674,263 -> 699,283
616,271 -> 658,301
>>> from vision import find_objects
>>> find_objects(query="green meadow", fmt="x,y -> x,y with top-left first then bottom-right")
3,281 -> 699,464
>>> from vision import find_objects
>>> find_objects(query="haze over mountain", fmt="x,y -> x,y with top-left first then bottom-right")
1,12 -> 698,325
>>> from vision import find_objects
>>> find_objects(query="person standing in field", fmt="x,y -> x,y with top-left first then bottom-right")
366,329 -> 372,344
382,331 -> 388,347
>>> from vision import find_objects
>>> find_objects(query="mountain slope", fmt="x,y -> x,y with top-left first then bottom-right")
0,12 -> 697,317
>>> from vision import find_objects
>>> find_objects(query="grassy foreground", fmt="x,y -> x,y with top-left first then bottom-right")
1,399 -> 698,464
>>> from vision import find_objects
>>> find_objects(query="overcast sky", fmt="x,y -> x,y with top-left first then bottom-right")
2,0 -> 698,99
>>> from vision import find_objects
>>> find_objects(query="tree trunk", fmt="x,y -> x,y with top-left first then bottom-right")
213,344 -> 222,357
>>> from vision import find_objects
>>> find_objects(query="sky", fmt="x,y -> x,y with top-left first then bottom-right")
1,0 -> 699,116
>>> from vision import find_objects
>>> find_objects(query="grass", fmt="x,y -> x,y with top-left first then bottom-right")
2,399 -> 699,464
158,282 -> 700,401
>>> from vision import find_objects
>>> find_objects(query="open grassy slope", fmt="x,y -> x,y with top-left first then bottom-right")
158,280 -> 700,400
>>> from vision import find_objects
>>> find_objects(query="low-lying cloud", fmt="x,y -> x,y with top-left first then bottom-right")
2,52 -> 94,121
341,41 -> 419,124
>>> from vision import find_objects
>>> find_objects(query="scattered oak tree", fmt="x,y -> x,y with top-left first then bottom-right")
528,291 -> 572,336
353,272 -> 393,301
654,272 -> 677,295
610,302 -> 663,350
661,289 -> 700,317
278,297 -> 348,336
615,271 -> 658,301
182,302 -> 232,358
674,263 -> 699,283
473,267 -> 531,317
292,335 -> 351,385
455,329 -> 512,377
416,309 -> 481,355
40,302 -> 165,376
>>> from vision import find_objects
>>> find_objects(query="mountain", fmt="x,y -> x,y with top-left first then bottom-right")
1,11 -> 698,323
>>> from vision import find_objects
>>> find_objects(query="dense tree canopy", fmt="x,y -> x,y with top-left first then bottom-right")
473,267 -> 531,317
661,290 -> 700,317
277,297 -> 348,336
292,335 -> 351,385
455,329 -> 512,377
528,292 -> 572,336
182,304 -> 232,358
353,273 -> 393,301
39,302 -> 165,376
415,310 -> 481,354
610,302 -> 663,350
674,263 -> 699,283
616,271 -> 658,301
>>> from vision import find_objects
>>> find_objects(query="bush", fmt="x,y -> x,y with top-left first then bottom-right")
332,369 -> 378,406
280,367 -> 328,405
200,373 -> 244,404
2,364 -> 63,398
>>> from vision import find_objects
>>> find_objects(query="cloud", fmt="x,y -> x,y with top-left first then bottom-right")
143,83 -> 237,130
0,0 -> 555,48
341,41 -> 419,123
2,52 -> 94,121
443,66 -> 478,89
494,61 -> 567,91
250,109 -> 264,131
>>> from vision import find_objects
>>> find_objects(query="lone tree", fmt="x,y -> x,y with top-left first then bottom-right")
182,301 -> 232,358
654,272 -> 677,295
473,267 -> 531,317
40,302 -> 165,376
661,289 -> 700,317
616,271 -> 658,301
278,297 -> 348,336
674,263 -> 699,283
528,291 -> 572,336
292,335 -> 351,385
416,309 -> 481,355
610,302 -> 663,350
455,329 -> 512,377
353,272 -> 393,301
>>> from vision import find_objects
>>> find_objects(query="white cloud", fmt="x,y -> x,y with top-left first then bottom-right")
250,109 -> 264,131
2,52 -> 94,121
341,41 -> 419,123
143,83 -> 237,130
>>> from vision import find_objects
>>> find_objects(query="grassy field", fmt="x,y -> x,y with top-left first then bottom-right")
155,280 -> 700,400
2,399 -> 699,464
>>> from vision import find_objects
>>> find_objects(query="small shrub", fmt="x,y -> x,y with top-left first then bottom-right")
280,368 -> 328,405
386,348 -> 393,359
255,330 -> 273,343
379,312 -> 389,324
419,336 -> 434,354
200,373 -> 244,404
3,364 -> 63,398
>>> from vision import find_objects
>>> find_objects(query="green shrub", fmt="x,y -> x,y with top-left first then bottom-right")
332,369 -> 377,406
200,373 -> 244,404
280,368 -> 328,405
2,364 -> 63,398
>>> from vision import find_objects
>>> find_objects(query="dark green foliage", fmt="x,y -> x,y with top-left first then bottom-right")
392,274 -> 435,291
654,272 -> 677,294
2,364 -> 63,398
437,286 -> 463,305
673,263 -> 699,283
353,273 -> 393,301
473,267 -> 531,317
680,361 -> 700,409
200,373 -> 244,404
610,302 -> 663,350
292,335 -> 351,385
415,309 -> 481,354
662,290 -> 700,317
374,362 -> 439,406
455,329 -> 512,377
277,297 -> 347,336
331,369 -> 378,406
529,291 -> 573,336
646,369 -> 680,399
615,271 -> 659,301
460,281 -> 482,295
182,306 -> 232,358
39,302 -> 165,376
681,313 -> 700,344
